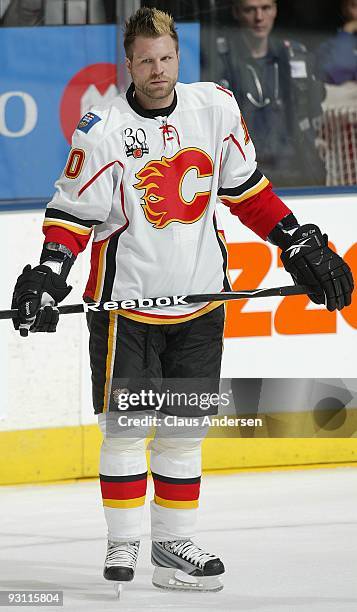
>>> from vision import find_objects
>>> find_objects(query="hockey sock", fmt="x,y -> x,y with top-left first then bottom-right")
98,413 -> 149,541
149,433 -> 204,541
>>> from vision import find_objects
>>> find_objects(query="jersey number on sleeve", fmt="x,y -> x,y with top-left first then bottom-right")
65,148 -> 86,179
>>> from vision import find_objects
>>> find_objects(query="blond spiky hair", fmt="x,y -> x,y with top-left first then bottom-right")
124,7 -> 178,59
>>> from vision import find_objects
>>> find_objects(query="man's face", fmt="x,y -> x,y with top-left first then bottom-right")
344,0 -> 357,21
233,0 -> 277,40
126,34 -> 179,104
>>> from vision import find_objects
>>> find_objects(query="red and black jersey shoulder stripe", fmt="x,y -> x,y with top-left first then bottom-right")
44,208 -> 102,228
218,168 -> 264,198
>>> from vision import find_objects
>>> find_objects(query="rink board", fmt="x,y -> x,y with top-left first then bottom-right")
0,424 -> 357,485
1,193 -> 357,484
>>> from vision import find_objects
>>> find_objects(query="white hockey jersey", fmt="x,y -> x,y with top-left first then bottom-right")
43,81 -> 290,323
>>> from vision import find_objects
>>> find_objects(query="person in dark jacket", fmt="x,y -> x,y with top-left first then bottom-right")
317,0 -> 357,84
216,0 -> 327,187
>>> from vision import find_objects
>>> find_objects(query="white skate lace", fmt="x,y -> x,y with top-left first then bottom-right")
164,540 -> 218,569
106,541 -> 139,568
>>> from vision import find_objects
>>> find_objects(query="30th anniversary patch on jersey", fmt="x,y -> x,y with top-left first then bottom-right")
77,112 -> 101,133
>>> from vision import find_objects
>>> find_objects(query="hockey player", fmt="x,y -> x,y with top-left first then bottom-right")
12,7 -> 353,593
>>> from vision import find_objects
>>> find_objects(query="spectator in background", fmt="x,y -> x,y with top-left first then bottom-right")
216,0 -> 326,187
317,0 -> 357,84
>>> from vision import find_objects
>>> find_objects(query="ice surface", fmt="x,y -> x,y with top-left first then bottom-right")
0,467 -> 357,611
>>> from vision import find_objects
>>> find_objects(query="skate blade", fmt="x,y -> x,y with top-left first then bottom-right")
114,582 -> 126,599
152,567 -> 223,592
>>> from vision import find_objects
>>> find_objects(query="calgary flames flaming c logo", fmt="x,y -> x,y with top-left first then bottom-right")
134,148 -> 214,229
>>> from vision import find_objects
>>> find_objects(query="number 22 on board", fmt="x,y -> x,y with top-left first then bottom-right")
225,242 -> 357,337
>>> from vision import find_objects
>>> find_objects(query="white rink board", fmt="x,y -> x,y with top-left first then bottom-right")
0,210 -> 93,431
0,192 -> 356,431
219,193 -> 357,378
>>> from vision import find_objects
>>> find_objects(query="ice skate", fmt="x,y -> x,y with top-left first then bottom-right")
151,539 -> 224,592
103,540 -> 140,598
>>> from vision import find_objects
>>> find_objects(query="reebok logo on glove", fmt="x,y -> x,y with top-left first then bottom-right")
285,238 -> 312,258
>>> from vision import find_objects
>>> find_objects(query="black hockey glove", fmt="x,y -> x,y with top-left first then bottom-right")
12,264 -> 72,337
280,224 -> 354,311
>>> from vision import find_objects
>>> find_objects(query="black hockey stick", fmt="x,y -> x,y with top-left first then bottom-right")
0,284 -> 310,320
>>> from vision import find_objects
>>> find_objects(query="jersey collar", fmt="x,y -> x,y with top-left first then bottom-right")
126,82 -> 177,118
